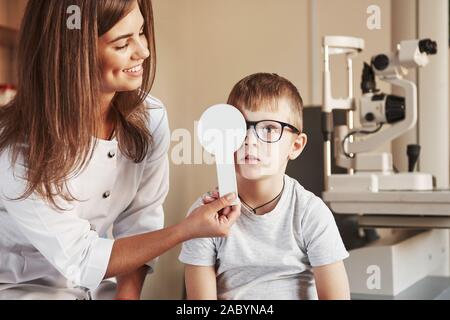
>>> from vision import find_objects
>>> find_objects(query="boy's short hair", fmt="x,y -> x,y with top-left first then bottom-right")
227,73 -> 304,132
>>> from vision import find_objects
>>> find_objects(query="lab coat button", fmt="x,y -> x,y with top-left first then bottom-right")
66,280 -> 76,289
66,266 -> 78,288
108,151 -> 116,158
103,191 -> 111,199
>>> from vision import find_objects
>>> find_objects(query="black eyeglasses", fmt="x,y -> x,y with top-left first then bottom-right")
246,120 -> 301,143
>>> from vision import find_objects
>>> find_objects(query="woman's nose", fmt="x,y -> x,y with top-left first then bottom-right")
133,39 -> 150,60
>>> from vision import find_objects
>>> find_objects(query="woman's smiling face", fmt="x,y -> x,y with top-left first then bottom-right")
98,1 -> 150,93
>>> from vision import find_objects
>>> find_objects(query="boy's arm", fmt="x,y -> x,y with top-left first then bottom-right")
312,261 -> 351,300
185,264 -> 217,300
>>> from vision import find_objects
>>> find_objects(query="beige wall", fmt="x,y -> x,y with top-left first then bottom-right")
0,0 -> 12,84
0,0 -> 27,84
0,0 -> 27,29
0,47 -> 11,84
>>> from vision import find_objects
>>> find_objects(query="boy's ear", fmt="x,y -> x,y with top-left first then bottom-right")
289,133 -> 307,160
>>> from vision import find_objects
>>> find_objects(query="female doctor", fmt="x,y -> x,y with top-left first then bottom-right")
0,0 -> 240,299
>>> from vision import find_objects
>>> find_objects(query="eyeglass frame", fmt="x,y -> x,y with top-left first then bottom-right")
245,120 -> 301,143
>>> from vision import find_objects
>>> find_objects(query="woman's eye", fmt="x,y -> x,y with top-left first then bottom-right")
115,30 -> 144,50
115,44 -> 129,50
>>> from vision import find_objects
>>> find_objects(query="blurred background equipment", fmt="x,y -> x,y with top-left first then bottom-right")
321,35 -> 450,299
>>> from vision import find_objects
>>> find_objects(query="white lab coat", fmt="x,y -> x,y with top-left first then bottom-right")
0,95 -> 170,300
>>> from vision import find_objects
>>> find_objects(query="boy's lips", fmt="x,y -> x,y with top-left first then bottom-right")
245,155 -> 260,161
242,154 -> 261,164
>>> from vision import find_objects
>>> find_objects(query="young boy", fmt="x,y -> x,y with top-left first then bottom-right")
179,73 -> 350,300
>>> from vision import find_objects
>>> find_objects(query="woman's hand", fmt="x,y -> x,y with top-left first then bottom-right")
180,191 -> 241,239
202,188 -> 237,216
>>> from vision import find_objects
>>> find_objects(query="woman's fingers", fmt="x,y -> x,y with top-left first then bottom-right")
204,190 -> 240,218
185,193 -> 240,239
227,204 -> 242,224
219,202 -> 241,225
207,193 -> 237,213
201,190 -> 220,204
202,195 -> 215,204
222,206 -> 231,215
196,194 -> 242,238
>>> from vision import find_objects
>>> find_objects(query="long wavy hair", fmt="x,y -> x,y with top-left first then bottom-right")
0,0 -> 156,210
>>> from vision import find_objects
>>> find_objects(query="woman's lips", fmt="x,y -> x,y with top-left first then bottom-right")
123,64 -> 143,77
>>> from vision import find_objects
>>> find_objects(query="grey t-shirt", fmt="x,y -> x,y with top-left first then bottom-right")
179,175 -> 349,300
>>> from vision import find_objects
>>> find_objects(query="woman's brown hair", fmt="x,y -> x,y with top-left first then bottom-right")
0,0 -> 156,210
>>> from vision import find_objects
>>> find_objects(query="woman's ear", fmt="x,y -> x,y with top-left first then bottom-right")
289,133 -> 308,160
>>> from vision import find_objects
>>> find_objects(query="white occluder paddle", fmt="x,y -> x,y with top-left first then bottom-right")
197,104 -> 247,205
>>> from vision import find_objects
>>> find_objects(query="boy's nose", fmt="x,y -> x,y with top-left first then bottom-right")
245,127 -> 258,145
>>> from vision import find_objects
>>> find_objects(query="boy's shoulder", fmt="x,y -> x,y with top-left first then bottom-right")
186,194 -> 206,217
285,175 -> 330,217
286,175 -> 320,205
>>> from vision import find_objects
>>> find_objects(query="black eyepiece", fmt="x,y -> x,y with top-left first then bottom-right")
372,54 -> 390,71
418,39 -> 438,55
361,63 -> 377,94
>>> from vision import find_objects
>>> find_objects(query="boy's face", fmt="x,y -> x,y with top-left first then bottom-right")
235,98 -> 307,181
